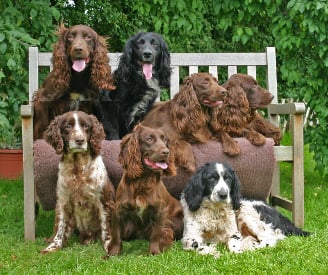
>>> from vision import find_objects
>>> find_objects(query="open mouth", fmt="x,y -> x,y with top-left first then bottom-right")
142,63 -> 153,80
202,99 -> 224,107
72,58 -> 90,72
144,158 -> 168,170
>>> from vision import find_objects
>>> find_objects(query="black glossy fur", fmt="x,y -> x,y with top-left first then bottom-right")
99,32 -> 170,140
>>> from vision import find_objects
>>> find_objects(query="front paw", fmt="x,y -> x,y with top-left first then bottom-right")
222,140 -> 241,156
198,244 -> 220,258
40,242 -> 61,254
247,132 -> 266,146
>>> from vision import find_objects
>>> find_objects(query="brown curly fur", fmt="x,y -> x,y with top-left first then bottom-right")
33,24 -> 115,140
116,124 -> 184,254
41,111 -> 121,256
141,73 -> 227,173
213,73 -> 281,156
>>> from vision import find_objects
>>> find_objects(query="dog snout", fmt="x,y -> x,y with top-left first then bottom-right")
160,147 -> 169,157
73,45 -> 83,53
142,50 -> 153,60
75,136 -> 85,146
216,188 -> 228,200
220,89 -> 228,97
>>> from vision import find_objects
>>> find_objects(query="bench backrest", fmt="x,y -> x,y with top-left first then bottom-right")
28,47 -> 278,103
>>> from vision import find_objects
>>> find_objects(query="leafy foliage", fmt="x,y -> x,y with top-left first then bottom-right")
2,0 -> 328,173
0,1 -> 59,148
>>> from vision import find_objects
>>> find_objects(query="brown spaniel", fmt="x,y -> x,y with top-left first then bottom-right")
213,73 -> 281,156
41,111 -> 120,256
115,124 -> 183,255
141,72 -> 227,173
33,24 -> 115,140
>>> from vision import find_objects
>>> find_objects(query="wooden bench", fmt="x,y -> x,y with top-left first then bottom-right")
21,46 -> 305,241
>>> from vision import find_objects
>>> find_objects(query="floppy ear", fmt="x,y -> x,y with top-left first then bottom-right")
162,138 -> 177,177
114,34 -> 136,84
171,76 -> 205,133
119,125 -> 143,179
90,34 -> 115,91
44,115 -> 64,154
51,23 -> 71,94
183,164 -> 208,211
225,163 -> 241,210
156,34 -> 171,88
89,114 -> 105,158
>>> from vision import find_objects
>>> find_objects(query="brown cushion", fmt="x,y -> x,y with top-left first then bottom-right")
34,138 -> 275,211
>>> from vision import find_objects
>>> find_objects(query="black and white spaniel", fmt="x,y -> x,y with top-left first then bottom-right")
41,111 -> 121,256
180,162 -> 310,257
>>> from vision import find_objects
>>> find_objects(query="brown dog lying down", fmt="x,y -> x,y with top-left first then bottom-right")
141,72 -> 227,173
213,73 -> 281,156
115,124 -> 184,255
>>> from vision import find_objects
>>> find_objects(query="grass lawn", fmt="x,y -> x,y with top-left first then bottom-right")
0,144 -> 327,274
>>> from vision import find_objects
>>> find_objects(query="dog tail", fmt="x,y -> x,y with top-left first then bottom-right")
277,214 -> 311,237
254,203 -> 311,237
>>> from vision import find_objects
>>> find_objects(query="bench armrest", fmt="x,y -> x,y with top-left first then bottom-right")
268,102 -> 306,115
21,103 -> 35,241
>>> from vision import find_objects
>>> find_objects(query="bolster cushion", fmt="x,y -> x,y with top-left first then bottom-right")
34,138 -> 275,211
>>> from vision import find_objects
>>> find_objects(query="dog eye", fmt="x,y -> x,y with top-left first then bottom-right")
137,39 -> 145,45
82,124 -> 89,130
151,40 -> 159,46
67,34 -> 75,41
146,136 -> 154,143
84,35 -> 92,41
209,175 -> 218,181
65,123 -> 73,130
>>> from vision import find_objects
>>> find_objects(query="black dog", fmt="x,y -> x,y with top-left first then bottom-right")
99,32 -> 171,139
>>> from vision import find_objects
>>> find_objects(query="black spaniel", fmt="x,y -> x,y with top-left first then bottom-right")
99,32 -> 171,139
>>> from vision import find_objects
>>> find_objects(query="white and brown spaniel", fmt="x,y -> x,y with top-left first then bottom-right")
41,111 -> 120,256
180,162 -> 310,258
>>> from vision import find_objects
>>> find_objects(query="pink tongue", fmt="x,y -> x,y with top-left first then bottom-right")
72,60 -> 86,72
144,158 -> 168,169
143,64 -> 153,80
155,162 -> 168,169
203,99 -> 223,107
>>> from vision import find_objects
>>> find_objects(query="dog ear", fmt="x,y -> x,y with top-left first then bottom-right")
119,125 -> 143,178
90,34 -> 115,91
182,164 -> 208,211
156,34 -> 171,88
171,75 -> 204,133
114,34 -> 136,83
89,114 -> 105,158
44,115 -> 64,154
51,23 -> 71,94
162,138 -> 177,177
226,163 -> 241,210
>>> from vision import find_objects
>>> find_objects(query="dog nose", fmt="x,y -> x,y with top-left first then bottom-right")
220,89 -> 228,97
160,148 -> 169,156
75,137 -> 85,145
216,189 -> 228,200
270,93 -> 274,100
73,45 -> 83,53
143,51 -> 152,59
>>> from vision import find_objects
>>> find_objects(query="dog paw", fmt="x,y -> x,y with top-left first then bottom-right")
223,143 -> 241,156
198,244 -> 220,258
247,132 -> 266,146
